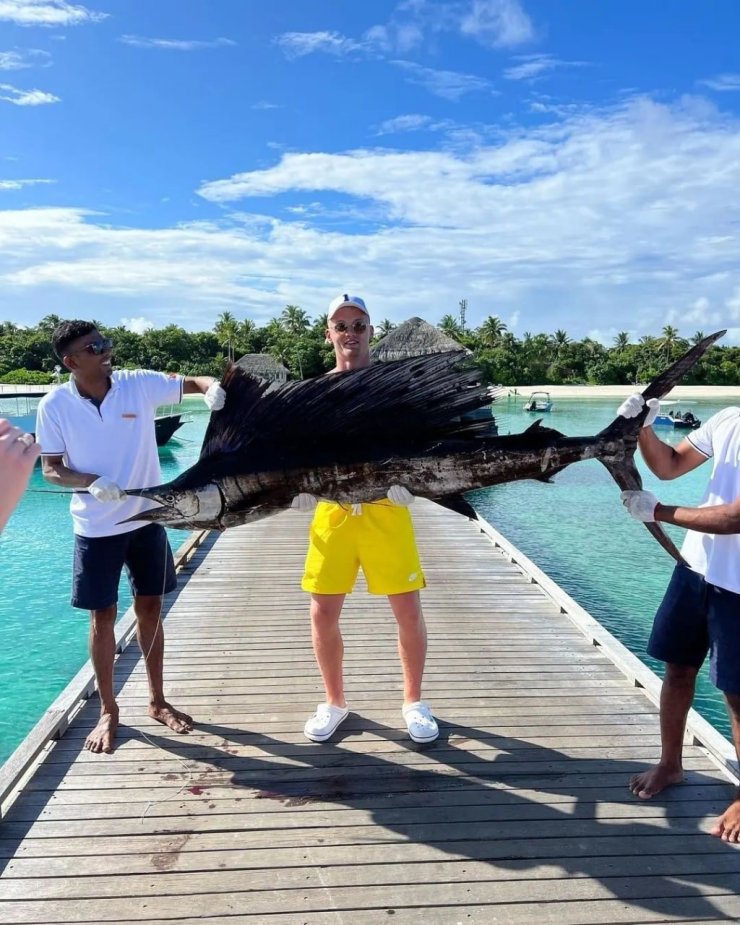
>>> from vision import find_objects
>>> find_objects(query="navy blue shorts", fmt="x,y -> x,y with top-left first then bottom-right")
648,563 -> 740,694
72,524 -> 177,611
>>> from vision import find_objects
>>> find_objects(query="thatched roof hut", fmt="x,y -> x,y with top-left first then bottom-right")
235,353 -> 289,382
371,317 -> 469,362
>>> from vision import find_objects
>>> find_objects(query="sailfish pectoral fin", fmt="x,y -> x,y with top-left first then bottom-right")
433,493 -> 479,521
599,458 -> 686,565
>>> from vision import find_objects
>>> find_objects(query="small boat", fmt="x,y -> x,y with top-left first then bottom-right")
523,391 -> 553,412
653,408 -> 701,430
154,412 -> 185,446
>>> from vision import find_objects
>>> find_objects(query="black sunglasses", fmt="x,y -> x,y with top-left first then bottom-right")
331,321 -> 368,334
69,337 -> 114,356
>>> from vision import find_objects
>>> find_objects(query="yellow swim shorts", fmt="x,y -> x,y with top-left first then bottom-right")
301,500 -> 426,596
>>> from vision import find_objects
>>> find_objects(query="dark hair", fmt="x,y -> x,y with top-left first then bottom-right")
52,320 -> 97,362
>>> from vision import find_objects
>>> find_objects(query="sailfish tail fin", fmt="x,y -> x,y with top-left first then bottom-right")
595,330 -> 725,563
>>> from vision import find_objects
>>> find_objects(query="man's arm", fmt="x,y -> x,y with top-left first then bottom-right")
655,499 -> 740,535
638,427 -> 708,480
41,455 -> 97,489
182,376 -> 226,411
182,376 -> 216,396
621,490 -> 740,534
0,421 -> 41,531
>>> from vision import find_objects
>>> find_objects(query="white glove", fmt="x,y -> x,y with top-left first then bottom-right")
88,476 -> 126,503
291,492 -> 318,512
621,490 -> 659,522
617,393 -> 659,427
204,381 -> 226,412
387,484 -> 414,506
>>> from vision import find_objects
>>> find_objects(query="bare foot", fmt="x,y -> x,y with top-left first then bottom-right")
149,701 -> 194,734
710,796 -> 740,842
85,711 -> 118,754
629,763 -> 684,799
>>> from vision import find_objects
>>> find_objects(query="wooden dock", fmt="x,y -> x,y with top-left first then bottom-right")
1,501 -> 739,924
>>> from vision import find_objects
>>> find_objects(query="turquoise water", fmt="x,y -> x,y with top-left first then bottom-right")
0,395 -> 735,764
469,394 -> 735,740
0,401 -> 210,765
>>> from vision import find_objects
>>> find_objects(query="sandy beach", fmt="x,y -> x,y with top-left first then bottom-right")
504,384 -> 740,400
2,382 -> 740,402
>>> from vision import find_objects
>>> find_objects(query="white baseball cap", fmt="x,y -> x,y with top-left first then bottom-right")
328,293 -> 370,320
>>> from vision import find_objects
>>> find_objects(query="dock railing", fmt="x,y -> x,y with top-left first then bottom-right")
474,513 -> 739,783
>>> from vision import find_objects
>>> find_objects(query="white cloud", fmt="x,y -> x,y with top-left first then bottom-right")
251,100 -> 279,111
0,177 -> 54,189
699,73 -> 740,92
504,53 -> 586,82
0,82 -> 59,104
0,48 -> 52,69
459,0 -> 535,48
665,296 -> 721,328
276,31 -> 366,60
0,1 -> 106,27
726,288 -> 740,320
376,113 -> 435,135
276,1 -> 534,61
393,60 -> 493,100
3,96 -> 740,340
120,316 -> 155,334
119,35 -> 236,51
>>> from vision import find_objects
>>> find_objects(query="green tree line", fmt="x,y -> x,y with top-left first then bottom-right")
0,310 -> 737,387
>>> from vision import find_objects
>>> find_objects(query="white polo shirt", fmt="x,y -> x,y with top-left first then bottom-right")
36,370 -> 183,538
680,407 -> 740,594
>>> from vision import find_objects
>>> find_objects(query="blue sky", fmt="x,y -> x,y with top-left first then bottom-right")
1,0 -> 740,342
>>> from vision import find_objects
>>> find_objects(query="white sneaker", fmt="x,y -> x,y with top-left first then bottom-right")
304,703 -> 349,742
402,701 -> 439,743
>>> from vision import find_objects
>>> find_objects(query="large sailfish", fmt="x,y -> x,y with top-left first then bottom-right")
125,331 -> 725,563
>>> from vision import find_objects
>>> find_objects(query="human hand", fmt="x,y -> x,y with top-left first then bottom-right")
291,492 -> 318,512
620,490 -> 659,522
0,420 -> 41,531
617,393 -> 659,427
204,380 -> 226,412
88,476 -> 126,502
387,484 -> 414,506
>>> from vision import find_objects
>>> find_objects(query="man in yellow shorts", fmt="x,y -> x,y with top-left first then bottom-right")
296,293 -> 438,745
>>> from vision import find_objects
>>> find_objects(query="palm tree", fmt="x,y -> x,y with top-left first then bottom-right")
552,329 -> 570,356
376,318 -> 396,338
658,325 -> 680,354
438,314 -> 463,340
691,330 -> 706,345
613,331 -> 630,350
214,311 -> 239,362
477,315 -> 507,347
280,304 -> 310,336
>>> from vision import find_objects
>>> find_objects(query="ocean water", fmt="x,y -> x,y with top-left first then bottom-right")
0,394 -> 735,764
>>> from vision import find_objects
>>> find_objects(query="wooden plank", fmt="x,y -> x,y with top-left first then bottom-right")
1,501 -> 738,925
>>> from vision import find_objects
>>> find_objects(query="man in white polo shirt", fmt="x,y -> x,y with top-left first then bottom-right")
36,319 -> 225,754
619,397 -> 740,843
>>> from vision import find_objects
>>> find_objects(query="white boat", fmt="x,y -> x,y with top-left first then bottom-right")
523,391 -> 553,412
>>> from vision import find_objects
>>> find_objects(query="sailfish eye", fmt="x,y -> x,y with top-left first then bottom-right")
164,494 -> 176,505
